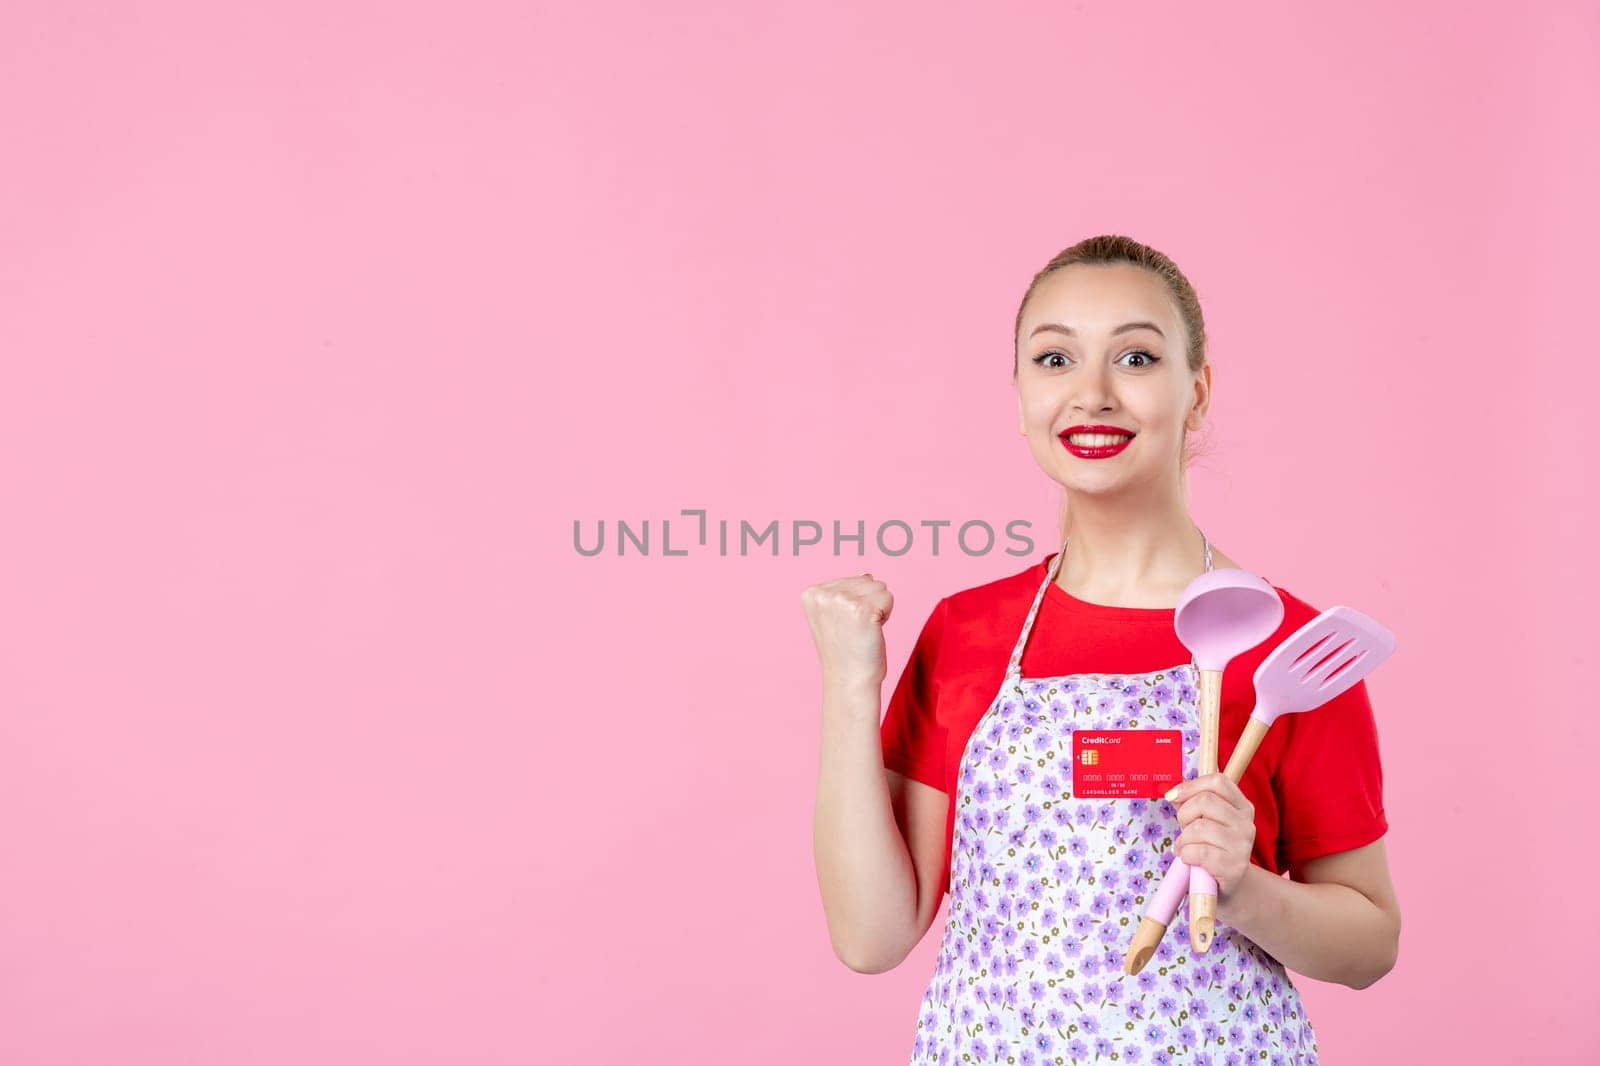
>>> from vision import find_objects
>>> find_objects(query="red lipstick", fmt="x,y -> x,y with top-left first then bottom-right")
1059,424 -> 1135,460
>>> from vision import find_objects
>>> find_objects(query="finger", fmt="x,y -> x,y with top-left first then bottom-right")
1177,840 -> 1227,871
1168,773 -> 1247,813
1177,791 -> 1239,828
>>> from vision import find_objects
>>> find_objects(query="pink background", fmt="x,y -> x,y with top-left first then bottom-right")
2,2 -> 1595,1063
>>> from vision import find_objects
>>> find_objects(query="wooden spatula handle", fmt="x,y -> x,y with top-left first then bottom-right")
1224,717 -> 1271,781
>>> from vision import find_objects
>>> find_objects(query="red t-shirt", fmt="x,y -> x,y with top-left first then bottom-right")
879,550 -> 1389,898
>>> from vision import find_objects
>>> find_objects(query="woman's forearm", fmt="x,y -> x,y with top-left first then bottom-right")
812,674 -> 920,973
1219,864 -> 1399,989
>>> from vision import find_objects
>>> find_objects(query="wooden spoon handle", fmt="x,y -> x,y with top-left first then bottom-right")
1189,669 -> 1224,951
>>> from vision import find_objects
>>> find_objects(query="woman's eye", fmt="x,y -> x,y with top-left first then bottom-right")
1033,351 -> 1069,369
1119,349 -> 1161,368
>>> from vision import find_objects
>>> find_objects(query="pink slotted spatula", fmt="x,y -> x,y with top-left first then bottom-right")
1124,604 -> 1398,974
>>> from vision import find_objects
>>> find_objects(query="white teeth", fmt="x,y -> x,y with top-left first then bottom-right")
1067,433 -> 1133,447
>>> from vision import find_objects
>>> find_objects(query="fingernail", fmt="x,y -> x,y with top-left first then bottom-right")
1164,786 -> 1181,802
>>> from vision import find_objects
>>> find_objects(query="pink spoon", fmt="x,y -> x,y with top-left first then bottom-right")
1124,604 -> 1398,974
1173,568 -> 1284,953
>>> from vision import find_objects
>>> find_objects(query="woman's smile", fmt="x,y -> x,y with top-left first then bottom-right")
1060,425 -> 1136,459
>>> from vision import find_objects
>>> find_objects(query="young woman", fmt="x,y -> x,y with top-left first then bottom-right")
803,235 -> 1400,1064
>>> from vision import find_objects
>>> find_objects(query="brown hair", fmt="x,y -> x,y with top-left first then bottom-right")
1012,234 -> 1214,535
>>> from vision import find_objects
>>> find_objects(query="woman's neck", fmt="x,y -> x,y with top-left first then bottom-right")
1055,491 -> 1214,609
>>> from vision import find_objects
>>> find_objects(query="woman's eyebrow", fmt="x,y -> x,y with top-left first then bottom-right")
1029,321 -> 1166,339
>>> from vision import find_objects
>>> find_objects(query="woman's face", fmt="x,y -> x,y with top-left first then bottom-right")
1014,262 -> 1209,499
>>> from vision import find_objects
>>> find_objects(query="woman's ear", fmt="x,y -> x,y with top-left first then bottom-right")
1187,363 -> 1212,430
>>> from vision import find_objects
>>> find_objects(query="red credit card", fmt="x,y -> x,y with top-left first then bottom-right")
1071,729 -> 1184,798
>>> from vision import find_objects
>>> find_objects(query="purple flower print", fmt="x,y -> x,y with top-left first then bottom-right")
1243,1002 -> 1259,1023
1154,1046 -> 1173,1064
1068,1039 -> 1090,1060
1137,971 -> 1157,993
1144,1023 -> 1164,1043
1178,1024 -> 1197,1048
1125,1048 -> 1144,1064
1024,803 -> 1044,825
1151,683 -> 1173,704
1157,996 -> 1177,1015
1164,706 -> 1186,727
1016,762 -> 1034,784
1068,837 -> 1088,858
1040,774 -> 1059,795
1071,693 -> 1089,713
1038,827 -> 1058,848
1105,980 -> 1125,1004
994,779 -> 1014,801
